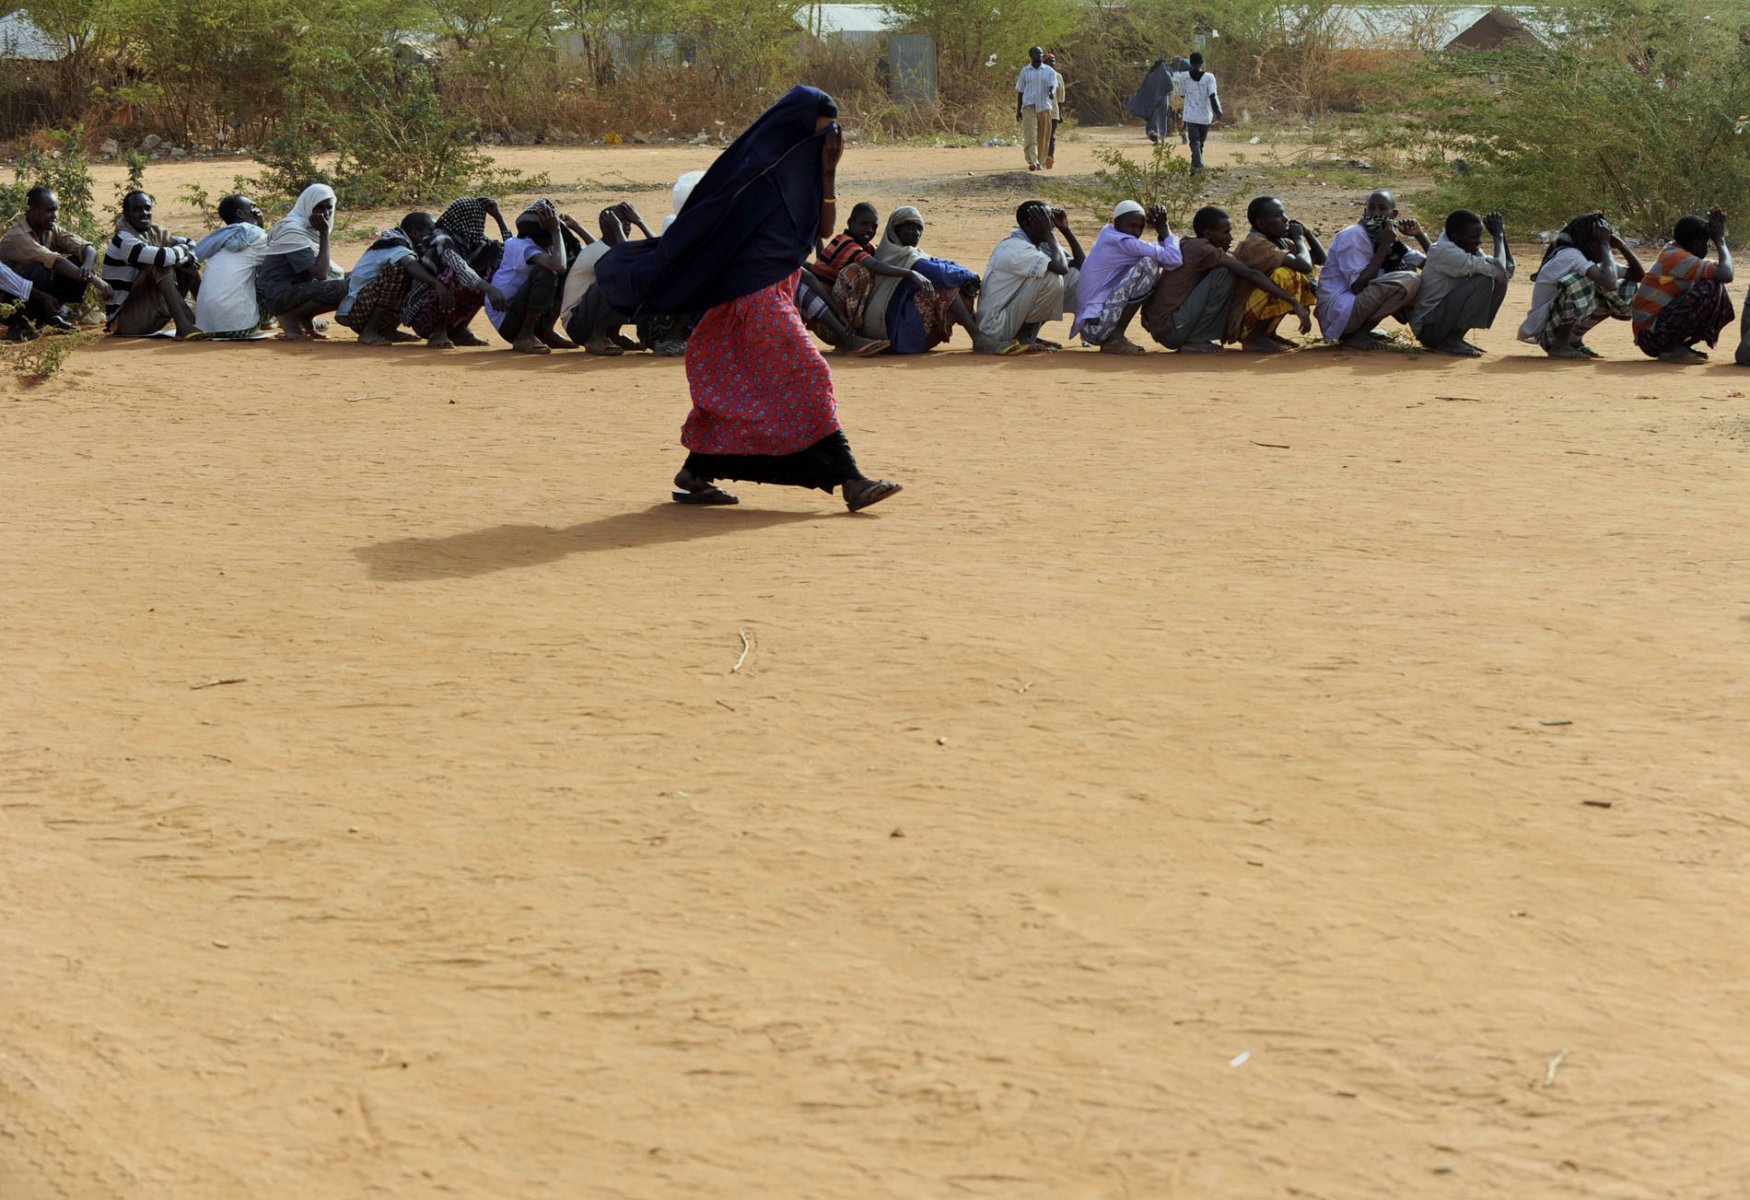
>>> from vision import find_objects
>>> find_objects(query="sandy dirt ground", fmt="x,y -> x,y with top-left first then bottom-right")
4,127 -> 1750,1199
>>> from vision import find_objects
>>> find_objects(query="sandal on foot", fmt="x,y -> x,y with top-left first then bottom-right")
672,486 -> 739,506
844,479 -> 903,512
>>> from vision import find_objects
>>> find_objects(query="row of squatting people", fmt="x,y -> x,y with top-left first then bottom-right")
12,173 -> 1733,367
1049,186 -> 1742,361
0,181 -> 699,352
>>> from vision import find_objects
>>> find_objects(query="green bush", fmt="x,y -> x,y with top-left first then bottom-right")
1046,139 -> 1227,230
235,56 -> 551,212
0,128 -> 98,238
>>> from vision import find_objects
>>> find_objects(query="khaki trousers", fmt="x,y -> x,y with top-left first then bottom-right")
1022,105 -> 1052,168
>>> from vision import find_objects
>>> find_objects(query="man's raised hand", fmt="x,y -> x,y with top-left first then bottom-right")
1708,205 -> 1729,243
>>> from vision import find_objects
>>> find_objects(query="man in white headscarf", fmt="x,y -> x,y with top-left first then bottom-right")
260,183 -> 348,340
1071,199 -> 1180,354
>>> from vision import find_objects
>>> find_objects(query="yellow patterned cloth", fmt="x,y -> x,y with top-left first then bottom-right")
1232,265 -> 1316,342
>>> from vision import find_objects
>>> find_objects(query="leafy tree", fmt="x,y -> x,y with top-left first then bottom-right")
1417,0 -> 1750,239
885,0 -> 1075,97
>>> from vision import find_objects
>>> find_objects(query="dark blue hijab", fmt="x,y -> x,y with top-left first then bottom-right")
596,85 -> 833,317
1126,61 -> 1173,118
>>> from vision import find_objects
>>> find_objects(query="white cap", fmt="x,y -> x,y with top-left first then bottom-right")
1113,200 -> 1145,220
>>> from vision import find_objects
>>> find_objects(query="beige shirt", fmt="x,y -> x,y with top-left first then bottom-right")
1,217 -> 89,272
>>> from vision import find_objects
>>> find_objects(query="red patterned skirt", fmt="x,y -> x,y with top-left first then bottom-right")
682,271 -> 841,457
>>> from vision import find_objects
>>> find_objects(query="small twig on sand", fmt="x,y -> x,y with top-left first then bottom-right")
1436,395 -> 1483,403
731,629 -> 752,674
190,677 -> 247,690
1249,440 -> 1291,450
715,699 -> 736,712
1542,1049 -> 1570,1087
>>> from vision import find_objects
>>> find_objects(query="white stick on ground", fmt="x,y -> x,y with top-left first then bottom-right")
731,629 -> 751,674
1542,1049 -> 1569,1087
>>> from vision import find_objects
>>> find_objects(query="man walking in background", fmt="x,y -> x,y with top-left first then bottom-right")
1043,52 -> 1065,169
1014,46 -> 1058,172
1179,52 -> 1221,171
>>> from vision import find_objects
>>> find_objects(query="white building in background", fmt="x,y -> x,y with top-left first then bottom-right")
797,4 -> 901,48
0,12 -> 63,61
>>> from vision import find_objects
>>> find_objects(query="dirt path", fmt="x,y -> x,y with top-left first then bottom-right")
4,134 -> 1749,1200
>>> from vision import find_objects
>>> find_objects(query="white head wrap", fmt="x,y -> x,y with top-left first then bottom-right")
265,183 -> 337,257
1113,200 -> 1145,220
661,170 -> 707,233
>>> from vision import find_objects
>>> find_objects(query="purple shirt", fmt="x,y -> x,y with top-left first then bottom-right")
1073,223 -> 1184,326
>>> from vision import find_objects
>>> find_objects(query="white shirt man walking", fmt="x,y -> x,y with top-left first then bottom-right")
1179,52 -> 1221,171
1014,46 -> 1059,172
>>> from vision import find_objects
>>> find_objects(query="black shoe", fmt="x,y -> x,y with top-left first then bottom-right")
40,314 -> 75,334
6,319 -> 38,342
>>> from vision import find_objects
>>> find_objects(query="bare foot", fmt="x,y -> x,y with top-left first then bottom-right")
1242,335 -> 1289,353
450,329 -> 490,347
1177,340 -> 1221,354
539,331 -> 577,350
1435,338 -> 1483,357
511,338 -> 551,355
1658,346 -> 1707,363
1099,336 -> 1146,355
426,334 -> 455,349
357,329 -> 390,346
583,338 -> 625,356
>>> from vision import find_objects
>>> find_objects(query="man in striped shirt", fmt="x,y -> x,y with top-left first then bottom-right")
1632,205 -> 1734,362
103,190 -> 200,338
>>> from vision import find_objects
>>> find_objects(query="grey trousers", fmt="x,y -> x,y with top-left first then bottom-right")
1160,267 -> 1237,349
979,267 -> 1079,343
1413,273 -> 1508,348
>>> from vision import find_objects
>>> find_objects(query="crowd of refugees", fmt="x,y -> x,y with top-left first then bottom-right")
0,175 -> 1737,367
0,81 -> 1738,520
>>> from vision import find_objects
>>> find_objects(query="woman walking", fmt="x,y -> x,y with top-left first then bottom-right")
596,85 -> 902,512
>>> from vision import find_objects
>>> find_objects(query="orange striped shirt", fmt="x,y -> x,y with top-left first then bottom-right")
1632,244 -> 1721,336
811,232 -> 871,283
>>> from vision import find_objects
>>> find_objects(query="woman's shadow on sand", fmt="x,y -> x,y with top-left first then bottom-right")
355,503 -> 827,581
